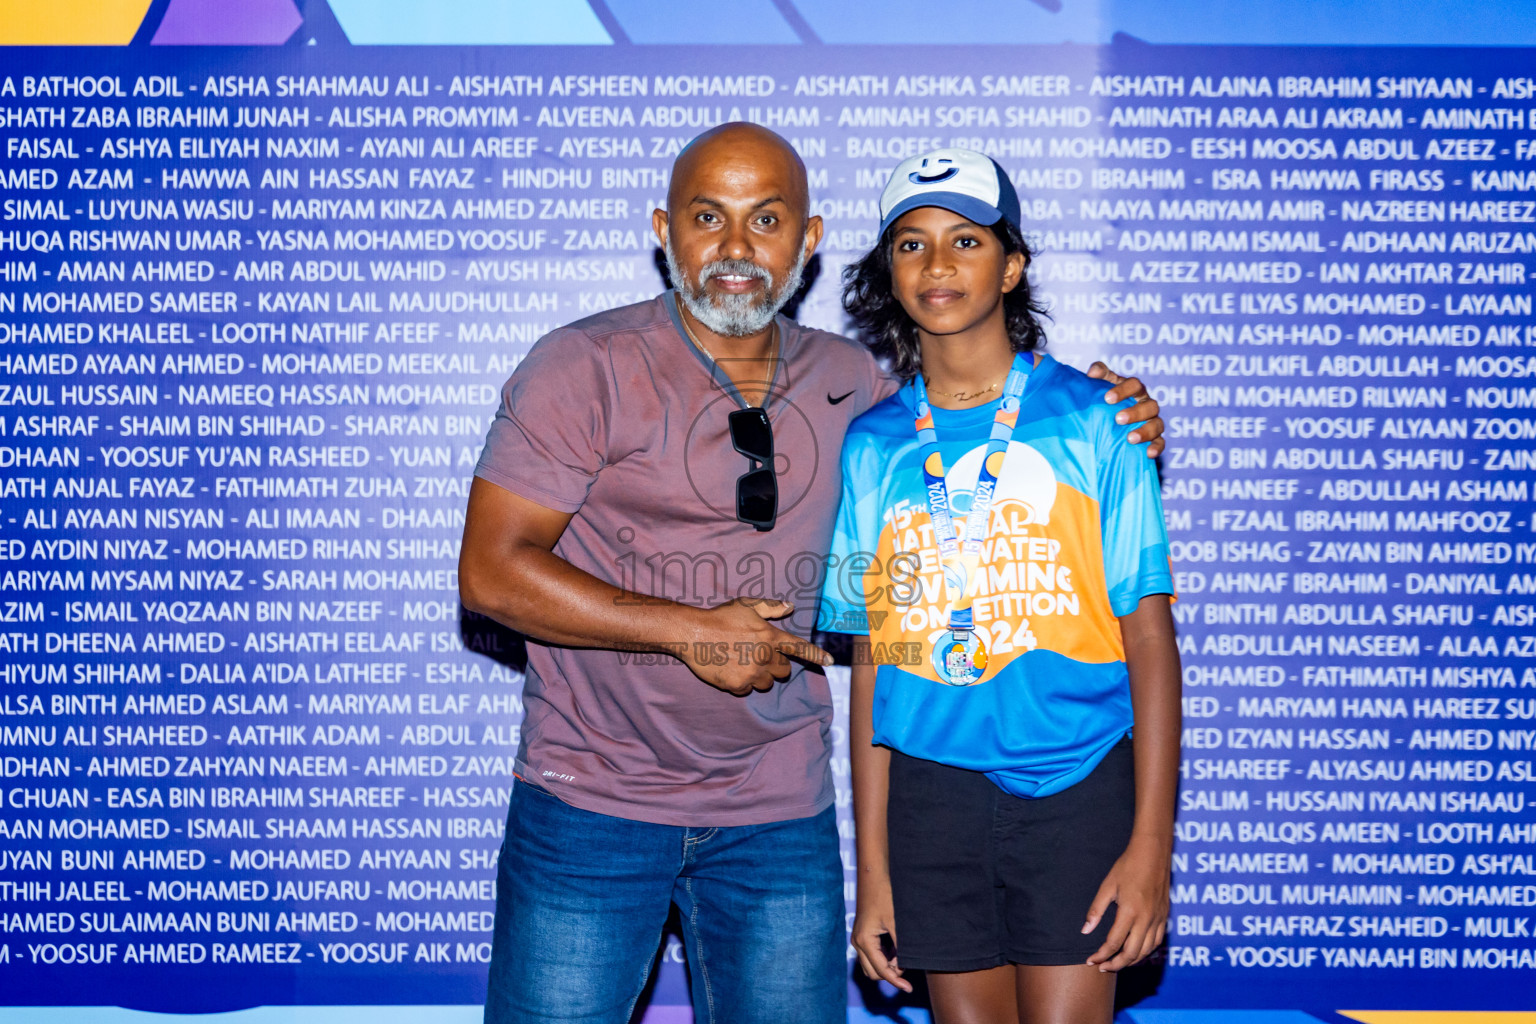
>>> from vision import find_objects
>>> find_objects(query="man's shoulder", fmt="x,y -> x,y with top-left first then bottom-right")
786,320 -> 879,369
783,320 -> 897,412
554,294 -> 672,344
516,295 -> 671,372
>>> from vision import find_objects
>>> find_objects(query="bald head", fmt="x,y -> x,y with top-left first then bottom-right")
653,122 -> 823,338
667,123 -> 810,222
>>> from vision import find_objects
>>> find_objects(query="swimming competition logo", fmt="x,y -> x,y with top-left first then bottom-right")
926,439 -> 1058,686
944,440 -> 1056,526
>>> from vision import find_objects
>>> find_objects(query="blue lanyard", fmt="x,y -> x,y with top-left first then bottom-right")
911,353 -> 1032,635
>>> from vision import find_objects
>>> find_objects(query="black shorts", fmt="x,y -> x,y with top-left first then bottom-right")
886,738 -> 1135,971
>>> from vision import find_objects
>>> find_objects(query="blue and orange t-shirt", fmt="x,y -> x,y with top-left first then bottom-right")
817,354 -> 1173,798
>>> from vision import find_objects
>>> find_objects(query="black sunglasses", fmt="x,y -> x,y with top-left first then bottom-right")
729,407 -> 777,532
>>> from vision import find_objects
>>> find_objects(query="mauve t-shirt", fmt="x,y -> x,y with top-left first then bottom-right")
475,293 -> 894,826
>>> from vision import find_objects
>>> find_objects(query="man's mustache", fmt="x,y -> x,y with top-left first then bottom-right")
698,258 -> 773,289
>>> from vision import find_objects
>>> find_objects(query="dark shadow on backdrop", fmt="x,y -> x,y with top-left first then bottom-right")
1116,955 -> 1168,1012
852,964 -> 931,1022
459,608 -> 530,675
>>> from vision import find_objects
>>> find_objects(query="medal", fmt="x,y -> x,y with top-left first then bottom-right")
933,628 -> 989,686
912,354 -> 1035,687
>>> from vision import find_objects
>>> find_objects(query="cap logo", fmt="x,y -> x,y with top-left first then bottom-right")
909,156 -> 959,184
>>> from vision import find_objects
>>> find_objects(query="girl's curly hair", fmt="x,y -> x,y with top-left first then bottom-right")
840,217 -> 1050,382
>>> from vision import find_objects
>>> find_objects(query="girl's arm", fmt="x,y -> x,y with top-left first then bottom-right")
1084,594 -> 1181,972
849,636 -> 912,993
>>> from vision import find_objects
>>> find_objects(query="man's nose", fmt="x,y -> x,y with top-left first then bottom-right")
717,218 -> 755,262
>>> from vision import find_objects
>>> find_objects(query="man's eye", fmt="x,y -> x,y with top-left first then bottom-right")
697,212 -> 717,223
757,215 -> 776,227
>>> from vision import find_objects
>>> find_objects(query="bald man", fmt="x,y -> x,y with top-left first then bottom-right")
460,124 -> 1163,1024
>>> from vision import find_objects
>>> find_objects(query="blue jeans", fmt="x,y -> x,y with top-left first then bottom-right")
484,781 -> 845,1024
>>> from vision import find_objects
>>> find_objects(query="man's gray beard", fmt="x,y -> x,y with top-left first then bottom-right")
665,240 -> 806,338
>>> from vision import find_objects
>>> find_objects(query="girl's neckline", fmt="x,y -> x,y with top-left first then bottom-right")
918,350 -> 1045,412
913,353 -> 1053,421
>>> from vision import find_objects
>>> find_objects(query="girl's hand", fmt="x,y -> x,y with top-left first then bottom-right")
852,877 -> 912,993
1082,833 -> 1172,972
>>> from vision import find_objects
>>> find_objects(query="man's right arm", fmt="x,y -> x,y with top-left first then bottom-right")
458,478 -> 829,695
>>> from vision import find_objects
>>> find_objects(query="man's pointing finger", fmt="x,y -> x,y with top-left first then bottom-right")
774,635 -> 833,667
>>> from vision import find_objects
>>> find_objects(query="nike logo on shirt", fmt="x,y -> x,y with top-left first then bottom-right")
828,390 -> 856,405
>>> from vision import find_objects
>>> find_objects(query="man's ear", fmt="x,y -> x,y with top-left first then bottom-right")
801,214 -> 824,262
651,207 -> 670,249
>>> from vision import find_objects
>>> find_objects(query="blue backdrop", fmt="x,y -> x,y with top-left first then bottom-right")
2,3 -> 1536,1022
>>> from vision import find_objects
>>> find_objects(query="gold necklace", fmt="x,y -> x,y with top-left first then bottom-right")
678,307 -> 718,362
679,308 -> 780,374
923,377 -> 1001,402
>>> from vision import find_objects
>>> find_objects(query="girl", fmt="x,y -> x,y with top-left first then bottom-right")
818,149 -> 1180,1024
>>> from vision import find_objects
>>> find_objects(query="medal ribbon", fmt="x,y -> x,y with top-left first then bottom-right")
912,353 -> 1032,634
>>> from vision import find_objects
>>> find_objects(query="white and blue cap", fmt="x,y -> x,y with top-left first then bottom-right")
877,148 -> 1021,239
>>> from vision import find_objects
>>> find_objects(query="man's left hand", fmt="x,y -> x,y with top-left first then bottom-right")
1088,362 -> 1164,459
